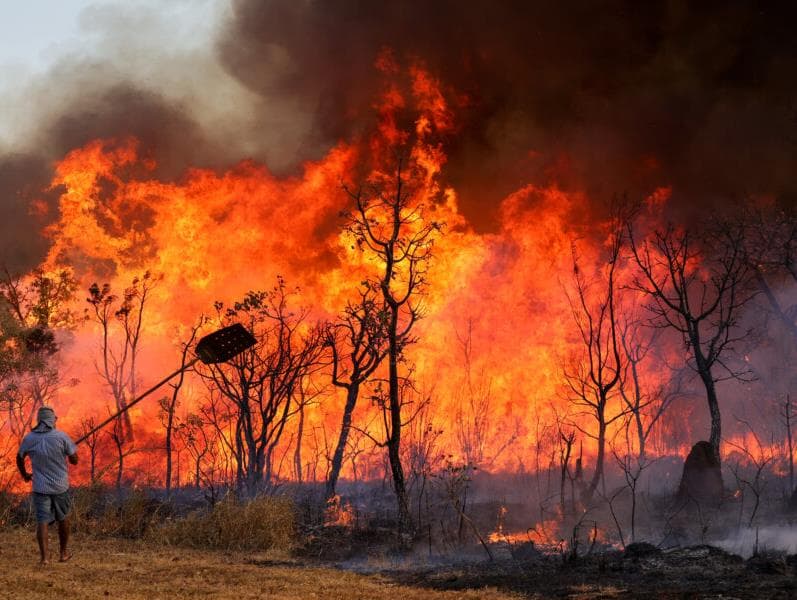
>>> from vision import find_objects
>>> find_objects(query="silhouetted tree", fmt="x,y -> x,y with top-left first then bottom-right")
740,202 -> 797,346
454,319 -> 517,470
200,279 -> 324,496
343,155 -> 442,533
627,216 -> 757,463
617,316 -> 686,462
79,417 -> 101,482
325,284 -> 387,499
160,317 -> 203,498
87,272 -> 159,441
563,219 -> 625,502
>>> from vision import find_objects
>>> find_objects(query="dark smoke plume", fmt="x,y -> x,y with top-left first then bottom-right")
218,0 -> 797,226
1,0 -> 796,271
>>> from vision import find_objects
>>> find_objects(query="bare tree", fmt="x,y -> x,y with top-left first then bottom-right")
727,417 -> 775,528
108,415 -> 127,494
200,280 -> 324,497
740,202 -> 797,346
455,319 -> 517,470
563,223 -> 626,502
403,395 -> 443,536
558,426 -> 577,516
176,410 -> 224,504
781,394 -> 795,494
618,316 -> 686,462
325,284 -> 388,498
160,317 -> 203,498
627,216 -> 757,463
343,155 -> 442,532
80,417 -> 101,482
87,272 -> 159,441
609,415 -> 659,545
292,375 -> 326,483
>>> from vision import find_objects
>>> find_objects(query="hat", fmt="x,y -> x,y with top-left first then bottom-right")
36,406 -> 56,430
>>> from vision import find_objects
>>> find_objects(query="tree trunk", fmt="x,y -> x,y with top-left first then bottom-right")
165,409 -> 174,497
387,310 -> 411,534
754,268 -> 797,347
586,408 -> 607,501
786,395 -> 794,495
294,402 -> 305,483
116,448 -> 124,493
699,371 -> 722,464
326,383 -> 360,499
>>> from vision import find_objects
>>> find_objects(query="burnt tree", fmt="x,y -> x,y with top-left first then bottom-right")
87,272 -> 159,441
160,317 -> 203,498
79,417 -> 101,482
617,317 -> 685,462
325,283 -> 387,499
741,202 -> 797,347
563,222 -> 625,502
200,280 -> 324,497
627,218 -> 757,464
344,155 -> 442,533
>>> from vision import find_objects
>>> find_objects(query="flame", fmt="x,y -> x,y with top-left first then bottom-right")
1,57 -> 788,495
324,494 -> 355,527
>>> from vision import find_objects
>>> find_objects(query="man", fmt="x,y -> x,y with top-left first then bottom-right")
16,406 -> 78,565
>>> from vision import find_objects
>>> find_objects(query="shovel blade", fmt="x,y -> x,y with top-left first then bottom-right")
195,323 -> 256,364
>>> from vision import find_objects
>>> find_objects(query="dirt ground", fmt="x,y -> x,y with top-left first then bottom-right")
0,527 -> 514,600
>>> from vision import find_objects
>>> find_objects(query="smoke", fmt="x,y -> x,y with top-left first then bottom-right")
217,0 -> 797,225
1,0 -> 795,271
716,526 -> 797,559
0,0 -> 315,271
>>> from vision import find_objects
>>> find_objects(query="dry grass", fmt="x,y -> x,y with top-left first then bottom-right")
0,527 -> 517,599
72,487 -> 164,539
155,495 -> 295,551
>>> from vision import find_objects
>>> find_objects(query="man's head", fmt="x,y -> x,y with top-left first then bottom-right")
36,406 -> 56,430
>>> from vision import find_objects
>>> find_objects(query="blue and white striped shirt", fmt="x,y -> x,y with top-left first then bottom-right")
18,428 -> 77,494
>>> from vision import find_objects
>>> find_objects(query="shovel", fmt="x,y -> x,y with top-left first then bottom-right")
75,323 -> 256,445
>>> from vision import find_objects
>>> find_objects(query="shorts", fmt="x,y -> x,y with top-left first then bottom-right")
33,491 -> 73,524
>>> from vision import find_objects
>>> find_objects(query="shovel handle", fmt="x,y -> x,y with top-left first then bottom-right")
75,357 -> 200,445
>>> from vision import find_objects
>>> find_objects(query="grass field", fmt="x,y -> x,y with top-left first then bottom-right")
0,527 -> 517,599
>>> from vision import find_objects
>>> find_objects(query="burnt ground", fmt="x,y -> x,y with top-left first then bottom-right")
298,529 -> 797,599
379,544 -> 797,599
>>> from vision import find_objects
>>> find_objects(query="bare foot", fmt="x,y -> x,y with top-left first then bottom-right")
58,553 -> 73,563
40,558 -> 50,566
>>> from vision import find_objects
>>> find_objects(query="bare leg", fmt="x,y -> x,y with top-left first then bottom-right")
57,517 -> 72,562
36,523 -> 49,565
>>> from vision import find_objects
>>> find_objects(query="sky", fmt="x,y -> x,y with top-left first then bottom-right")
0,1 -> 99,71
0,1 -> 224,69
0,0 -> 229,147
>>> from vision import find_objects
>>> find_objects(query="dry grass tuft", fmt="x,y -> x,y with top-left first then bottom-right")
155,495 -> 295,552
71,486 -> 167,538
0,490 -> 15,528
